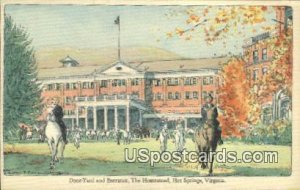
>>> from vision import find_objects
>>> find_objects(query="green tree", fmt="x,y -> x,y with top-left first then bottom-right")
4,15 -> 42,138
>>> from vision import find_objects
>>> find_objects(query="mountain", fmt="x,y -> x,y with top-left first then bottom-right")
35,47 -> 184,69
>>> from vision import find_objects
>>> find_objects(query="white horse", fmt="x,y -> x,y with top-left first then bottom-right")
45,110 -> 66,169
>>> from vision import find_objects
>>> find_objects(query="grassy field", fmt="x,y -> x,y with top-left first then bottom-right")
3,139 -> 291,176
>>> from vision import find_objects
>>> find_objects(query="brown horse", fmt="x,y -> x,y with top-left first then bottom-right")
194,124 -> 221,176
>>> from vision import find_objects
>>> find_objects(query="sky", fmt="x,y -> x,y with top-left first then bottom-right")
5,5 -> 276,59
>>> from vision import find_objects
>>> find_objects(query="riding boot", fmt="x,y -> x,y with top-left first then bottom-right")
62,131 -> 68,144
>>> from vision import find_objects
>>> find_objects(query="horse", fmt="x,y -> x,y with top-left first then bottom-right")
45,110 -> 66,169
174,128 -> 185,152
194,124 -> 220,176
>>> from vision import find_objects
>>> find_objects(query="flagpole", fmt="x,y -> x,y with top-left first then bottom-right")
118,16 -> 120,61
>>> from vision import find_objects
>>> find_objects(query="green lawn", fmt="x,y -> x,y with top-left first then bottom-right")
3,139 -> 291,176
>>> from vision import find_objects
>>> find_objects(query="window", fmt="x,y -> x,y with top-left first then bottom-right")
168,92 -> 173,100
253,69 -> 258,81
65,97 -> 73,105
131,78 -> 140,86
52,83 -> 60,91
193,91 -> 198,99
47,84 -> 53,91
82,82 -> 94,89
65,83 -> 70,90
184,77 -> 197,85
71,83 -> 77,90
117,80 -> 122,86
156,93 -> 163,100
185,92 -> 191,99
153,79 -> 162,86
121,79 -> 126,86
100,80 -> 107,88
202,91 -> 207,99
167,78 -> 179,86
262,67 -> 268,75
203,76 -> 214,85
112,80 -> 117,87
82,82 -> 88,89
262,48 -> 267,61
253,50 -> 259,63
112,79 -> 126,87
175,92 -> 180,100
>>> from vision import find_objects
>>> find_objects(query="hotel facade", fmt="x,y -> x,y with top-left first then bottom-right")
38,57 -> 228,131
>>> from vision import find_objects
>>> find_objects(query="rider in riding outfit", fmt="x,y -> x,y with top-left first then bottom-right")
51,99 -> 68,144
201,94 -> 223,145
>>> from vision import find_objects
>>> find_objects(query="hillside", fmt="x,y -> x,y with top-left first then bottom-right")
35,47 -> 183,69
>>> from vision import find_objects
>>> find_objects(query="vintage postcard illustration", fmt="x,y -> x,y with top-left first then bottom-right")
1,1 -> 298,189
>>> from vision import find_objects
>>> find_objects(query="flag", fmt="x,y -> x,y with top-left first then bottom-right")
114,16 -> 120,25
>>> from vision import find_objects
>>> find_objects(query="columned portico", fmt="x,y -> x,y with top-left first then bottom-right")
75,95 -> 147,131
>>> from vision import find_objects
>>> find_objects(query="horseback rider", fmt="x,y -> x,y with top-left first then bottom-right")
50,98 -> 68,144
201,94 -> 223,145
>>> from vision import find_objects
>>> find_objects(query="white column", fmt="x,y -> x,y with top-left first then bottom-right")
104,107 -> 108,131
93,106 -> 97,130
85,107 -> 88,129
184,118 -> 188,130
114,106 -> 118,130
126,105 -> 130,131
139,109 -> 143,127
76,107 -> 79,127
71,118 -> 75,130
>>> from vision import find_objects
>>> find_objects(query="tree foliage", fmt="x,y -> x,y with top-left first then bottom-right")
4,15 -> 42,134
218,57 -> 256,137
166,6 -> 273,45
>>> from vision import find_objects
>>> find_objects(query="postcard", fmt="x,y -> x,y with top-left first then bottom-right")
1,1 -> 299,189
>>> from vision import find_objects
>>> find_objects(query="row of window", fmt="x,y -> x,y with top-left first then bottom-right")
253,48 -> 268,63
46,77 -> 216,91
152,77 -> 214,86
153,91 -> 214,100
63,92 -> 140,104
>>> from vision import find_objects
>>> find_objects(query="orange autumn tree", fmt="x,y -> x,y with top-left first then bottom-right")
166,6 -> 272,45
218,57 -> 256,137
